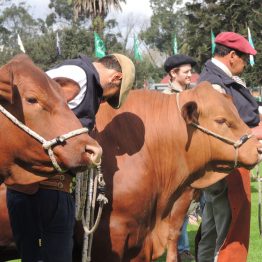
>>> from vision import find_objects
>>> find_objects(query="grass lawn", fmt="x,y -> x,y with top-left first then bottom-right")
157,179 -> 262,262
6,180 -> 262,262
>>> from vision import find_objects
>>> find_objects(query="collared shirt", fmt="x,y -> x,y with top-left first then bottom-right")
211,58 -> 247,92
198,59 -> 259,127
163,81 -> 188,95
211,58 -> 232,77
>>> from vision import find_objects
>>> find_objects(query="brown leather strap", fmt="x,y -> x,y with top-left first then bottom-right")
39,173 -> 74,193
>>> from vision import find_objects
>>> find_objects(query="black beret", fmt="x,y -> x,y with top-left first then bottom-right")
164,54 -> 196,73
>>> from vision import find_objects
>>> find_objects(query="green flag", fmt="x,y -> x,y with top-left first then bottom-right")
173,34 -> 178,55
94,32 -> 106,58
211,30 -> 216,55
134,35 -> 142,61
247,27 -> 255,66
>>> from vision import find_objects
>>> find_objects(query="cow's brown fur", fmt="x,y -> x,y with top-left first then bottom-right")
86,83 -> 260,261
1,82 -> 261,261
0,54 -> 101,186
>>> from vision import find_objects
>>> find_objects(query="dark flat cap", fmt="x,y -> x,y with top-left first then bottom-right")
164,54 -> 196,73
215,32 -> 257,55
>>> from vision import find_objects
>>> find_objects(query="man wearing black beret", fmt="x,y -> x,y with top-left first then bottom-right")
163,54 -> 196,261
163,54 -> 196,94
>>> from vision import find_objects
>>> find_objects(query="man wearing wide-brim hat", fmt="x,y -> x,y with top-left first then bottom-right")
197,31 -> 262,262
7,53 -> 135,262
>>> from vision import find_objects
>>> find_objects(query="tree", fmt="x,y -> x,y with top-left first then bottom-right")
0,2 -> 42,65
183,0 -> 262,85
141,0 -> 184,56
72,0 -> 125,19
70,0 -> 126,34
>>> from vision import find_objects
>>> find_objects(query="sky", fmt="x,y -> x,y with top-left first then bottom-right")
22,0 -> 153,21
20,0 -> 153,49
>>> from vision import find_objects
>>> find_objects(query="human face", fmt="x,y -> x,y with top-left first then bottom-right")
102,81 -> 121,101
230,51 -> 248,75
171,64 -> 193,89
95,63 -> 122,101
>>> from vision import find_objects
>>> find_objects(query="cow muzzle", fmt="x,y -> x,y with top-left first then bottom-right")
85,144 -> 103,166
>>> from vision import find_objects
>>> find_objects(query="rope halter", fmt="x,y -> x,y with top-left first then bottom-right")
176,93 -> 253,168
0,104 -> 89,173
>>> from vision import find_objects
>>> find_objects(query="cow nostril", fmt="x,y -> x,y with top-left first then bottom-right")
85,145 -> 103,165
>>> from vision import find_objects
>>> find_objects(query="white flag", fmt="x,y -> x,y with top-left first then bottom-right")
17,34 -> 25,53
56,32 -> 61,56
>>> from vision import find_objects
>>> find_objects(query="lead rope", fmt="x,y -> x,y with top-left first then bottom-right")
176,93 -> 253,168
0,104 -> 89,173
75,164 -> 108,262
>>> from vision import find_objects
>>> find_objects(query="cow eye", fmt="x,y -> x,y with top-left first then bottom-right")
215,118 -> 226,124
26,97 -> 38,104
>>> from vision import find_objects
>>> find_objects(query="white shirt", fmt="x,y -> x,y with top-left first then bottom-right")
46,65 -> 87,109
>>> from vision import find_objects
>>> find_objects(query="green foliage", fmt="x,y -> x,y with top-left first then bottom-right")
134,56 -> 164,88
48,0 -> 75,24
183,0 -> 262,86
141,0 -> 184,56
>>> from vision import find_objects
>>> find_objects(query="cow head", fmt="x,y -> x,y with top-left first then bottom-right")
0,54 -> 102,184
180,81 -> 261,176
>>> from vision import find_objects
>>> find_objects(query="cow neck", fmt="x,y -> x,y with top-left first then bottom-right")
0,103 -> 89,173
175,92 -> 253,169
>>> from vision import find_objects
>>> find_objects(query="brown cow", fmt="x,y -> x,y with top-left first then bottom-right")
0,54 -> 102,187
0,53 -> 102,260
87,82 -> 261,262
1,82 -> 261,261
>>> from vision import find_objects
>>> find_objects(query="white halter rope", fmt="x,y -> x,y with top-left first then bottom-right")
75,165 -> 108,262
0,104 -> 89,173
176,93 -> 253,168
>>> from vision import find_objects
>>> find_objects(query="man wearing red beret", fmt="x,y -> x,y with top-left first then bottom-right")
197,31 -> 262,262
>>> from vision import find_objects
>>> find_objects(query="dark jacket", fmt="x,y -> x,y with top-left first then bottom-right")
54,55 -> 103,130
198,60 -> 259,127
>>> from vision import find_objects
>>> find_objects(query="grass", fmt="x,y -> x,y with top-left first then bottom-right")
157,179 -> 262,262
5,179 -> 262,262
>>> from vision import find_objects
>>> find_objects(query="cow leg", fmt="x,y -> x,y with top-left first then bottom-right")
166,187 -> 195,262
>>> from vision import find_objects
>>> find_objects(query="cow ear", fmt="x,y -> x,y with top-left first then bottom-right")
52,77 -> 80,102
181,101 -> 199,124
0,63 -> 13,103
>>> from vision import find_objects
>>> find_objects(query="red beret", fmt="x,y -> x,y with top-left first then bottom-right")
215,32 -> 257,55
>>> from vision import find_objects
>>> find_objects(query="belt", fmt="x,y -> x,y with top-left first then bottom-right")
39,173 -> 75,193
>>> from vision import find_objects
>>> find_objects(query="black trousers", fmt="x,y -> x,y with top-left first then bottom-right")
7,188 -> 75,262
